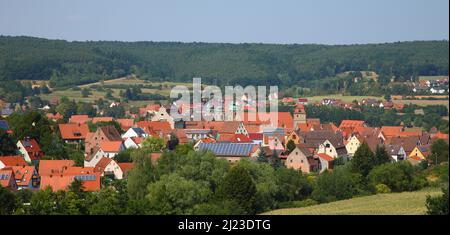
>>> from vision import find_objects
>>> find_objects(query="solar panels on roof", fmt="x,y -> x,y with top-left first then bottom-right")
74,174 -> 96,181
197,142 -> 257,157
0,173 -> 10,180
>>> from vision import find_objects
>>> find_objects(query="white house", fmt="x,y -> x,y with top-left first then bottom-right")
84,148 -> 106,167
123,137 -> 143,149
122,127 -> 148,139
94,157 -> 125,180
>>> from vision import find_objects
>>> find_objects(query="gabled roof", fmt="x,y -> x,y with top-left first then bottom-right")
99,141 -> 123,152
40,167 -> 101,191
197,142 -> 258,157
217,133 -> 252,143
94,157 -> 112,173
0,156 -> 28,167
317,153 -> 334,162
69,115 -> 92,124
118,163 -> 134,175
137,121 -> 172,133
116,119 -> 135,130
130,127 -> 147,137
385,136 -> 420,153
248,133 -> 263,140
11,165 -> 36,186
59,123 -> 89,140
98,125 -> 122,141
380,126 -> 404,137
18,138 -> 43,161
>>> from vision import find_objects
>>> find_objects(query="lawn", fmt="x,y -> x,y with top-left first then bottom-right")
305,94 -> 384,103
262,188 -> 442,215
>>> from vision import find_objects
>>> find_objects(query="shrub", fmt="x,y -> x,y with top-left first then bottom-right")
375,184 -> 391,194
311,166 -> 364,203
426,187 -> 449,215
368,161 -> 427,192
277,199 -> 318,209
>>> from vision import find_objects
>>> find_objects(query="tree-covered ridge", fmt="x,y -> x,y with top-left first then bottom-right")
0,36 -> 448,88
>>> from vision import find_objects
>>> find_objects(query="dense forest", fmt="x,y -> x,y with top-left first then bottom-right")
0,36 -> 448,88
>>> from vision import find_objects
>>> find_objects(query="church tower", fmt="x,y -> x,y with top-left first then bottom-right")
293,104 -> 307,129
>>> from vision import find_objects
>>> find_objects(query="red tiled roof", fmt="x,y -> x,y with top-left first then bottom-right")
59,124 -> 89,140
217,133 -> 252,143
94,157 -> 112,173
38,160 -> 75,176
381,126 -> 404,137
0,156 -> 28,167
11,166 -> 35,186
317,153 -> 334,162
137,121 -> 172,133
116,118 -> 135,130
92,117 -> 114,124
46,112 -> 63,120
248,133 -> 263,140
339,120 -> 365,129
118,163 -> 134,175
69,115 -> 92,124
18,138 -> 43,161
99,141 -> 122,152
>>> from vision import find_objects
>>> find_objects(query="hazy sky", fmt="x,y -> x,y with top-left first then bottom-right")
0,0 -> 448,44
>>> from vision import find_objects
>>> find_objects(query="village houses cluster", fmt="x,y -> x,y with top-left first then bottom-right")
1,97 -> 449,192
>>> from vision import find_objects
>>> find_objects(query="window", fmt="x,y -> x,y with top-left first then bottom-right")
301,160 -> 303,163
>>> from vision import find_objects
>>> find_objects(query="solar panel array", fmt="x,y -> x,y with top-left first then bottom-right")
0,173 -> 10,180
198,143 -> 257,156
74,174 -> 96,181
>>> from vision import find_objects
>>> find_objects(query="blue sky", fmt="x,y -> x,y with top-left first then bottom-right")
0,0 -> 448,44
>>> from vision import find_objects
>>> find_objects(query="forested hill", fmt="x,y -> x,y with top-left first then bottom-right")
0,36 -> 448,88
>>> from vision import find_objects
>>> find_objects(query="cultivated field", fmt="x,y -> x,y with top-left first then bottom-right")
305,95 -> 384,103
419,76 -> 449,81
392,99 -> 449,109
262,188 -> 441,215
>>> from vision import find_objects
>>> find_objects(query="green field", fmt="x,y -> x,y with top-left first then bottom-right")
40,77 -> 192,106
305,94 -> 384,103
262,188 -> 442,215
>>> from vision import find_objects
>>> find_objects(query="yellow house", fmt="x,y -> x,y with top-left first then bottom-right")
345,135 -> 362,157
409,146 -> 429,160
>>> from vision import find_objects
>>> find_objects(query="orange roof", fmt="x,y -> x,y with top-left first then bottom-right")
433,132 -> 449,141
0,156 -> 28,167
380,126 -> 404,137
38,160 -> 75,176
200,137 -> 217,143
94,157 -> 112,173
297,123 -> 312,132
217,133 -> 252,143
69,115 -> 92,124
137,121 -> 172,133
116,118 -> 135,130
18,138 -> 43,161
399,131 -> 422,137
92,117 -> 114,124
99,141 -> 123,152
237,112 -> 293,129
118,163 -> 134,175
409,155 -> 423,162
59,123 -> 89,140
11,166 -> 35,186
40,167 -> 101,192
339,120 -> 365,129
317,153 -> 334,162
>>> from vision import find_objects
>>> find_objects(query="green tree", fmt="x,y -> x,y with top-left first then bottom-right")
127,149 -> 155,200
374,145 -> 392,165
29,187 -> 56,215
0,128 -> 16,155
367,161 -> 427,192
256,148 -> 268,163
81,88 -> 91,98
89,188 -> 122,215
216,165 -> 257,214
429,139 -> 449,165
146,173 -> 211,215
426,187 -> 449,215
0,186 -> 18,215
351,141 -> 376,177
141,136 -> 166,152
312,166 -> 364,203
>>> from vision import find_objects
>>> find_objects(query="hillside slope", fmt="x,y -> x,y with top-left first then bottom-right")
263,188 -> 442,215
0,36 -> 448,88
